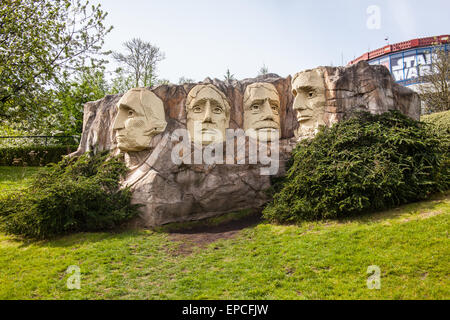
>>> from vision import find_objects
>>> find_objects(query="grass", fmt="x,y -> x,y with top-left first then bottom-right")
0,166 -> 46,193
0,167 -> 449,300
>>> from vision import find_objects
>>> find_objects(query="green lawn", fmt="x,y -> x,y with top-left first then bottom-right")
0,167 -> 449,299
0,166 -> 46,193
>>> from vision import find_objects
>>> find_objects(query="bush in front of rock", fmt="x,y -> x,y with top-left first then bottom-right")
263,111 -> 449,223
0,152 -> 141,239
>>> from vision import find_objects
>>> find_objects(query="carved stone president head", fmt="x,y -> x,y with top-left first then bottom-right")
112,88 -> 167,152
291,69 -> 326,139
243,82 -> 281,141
186,84 -> 231,145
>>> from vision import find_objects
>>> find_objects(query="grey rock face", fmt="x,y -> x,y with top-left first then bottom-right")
71,65 -> 421,226
321,61 -> 421,125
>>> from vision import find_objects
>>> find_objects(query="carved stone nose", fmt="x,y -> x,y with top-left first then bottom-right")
113,115 -> 124,130
262,115 -> 274,121
294,99 -> 307,110
203,100 -> 213,123
261,99 -> 272,112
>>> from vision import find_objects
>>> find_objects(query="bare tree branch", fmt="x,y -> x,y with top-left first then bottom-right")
418,47 -> 450,113
113,38 -> 165,88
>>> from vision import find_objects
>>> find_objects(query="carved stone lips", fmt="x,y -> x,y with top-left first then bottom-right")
297,114 -> 312,121
116,135 -> 127,141
201,129 -> 217,134
255,120 -> 278,129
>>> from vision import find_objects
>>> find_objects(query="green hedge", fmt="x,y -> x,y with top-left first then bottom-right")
263,111 -> 449,223
421,110 -> 450,133
421,110 -> 450,148
0,145 -> 78,166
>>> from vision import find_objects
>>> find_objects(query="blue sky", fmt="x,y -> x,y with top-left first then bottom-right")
97,0 -> 449,83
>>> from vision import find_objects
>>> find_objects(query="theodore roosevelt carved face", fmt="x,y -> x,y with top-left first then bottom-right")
186,84 -> 230,145
291,69 -> 326,139
112,88 -> 167,152
243,82 -> 280,141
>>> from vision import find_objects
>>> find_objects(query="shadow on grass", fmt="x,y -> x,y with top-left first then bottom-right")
153,208 -> 263,235
2,191 -> 448,249
9,210 -> 264,253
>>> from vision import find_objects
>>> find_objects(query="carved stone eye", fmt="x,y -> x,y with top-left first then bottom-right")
308,91 -> 314,98
213,106 -> 223,114
271,106 -> 279,115
251,104 -> 260,111
128,110 -> 134,117
193,106 -> 202,113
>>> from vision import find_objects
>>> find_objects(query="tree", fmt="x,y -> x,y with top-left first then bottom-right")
112,38 -> 165,88
156,79 -> 171,85
418,47 -> 449,113
45,67 -> 109,136
224,69 -> 235,82
1,65 -> 109,138
109,67 -> 135,95
178,77 -> 195,85
258,64 -> 269,76
0,0 -> 112,122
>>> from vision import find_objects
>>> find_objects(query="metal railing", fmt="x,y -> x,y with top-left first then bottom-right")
0,135 -> 80,146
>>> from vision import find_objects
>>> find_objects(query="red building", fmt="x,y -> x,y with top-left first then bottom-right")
349,35 -> 449,90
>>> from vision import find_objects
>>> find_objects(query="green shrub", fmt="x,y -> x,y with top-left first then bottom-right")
263,111 -> 449,223
421,110 -> 450,176
0,145 -> 78,166
421,110 -> 450,133
421,110 -> 450,149
0,152 -> 141,239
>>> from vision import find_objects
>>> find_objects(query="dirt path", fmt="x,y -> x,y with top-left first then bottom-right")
167,212 -> 262,255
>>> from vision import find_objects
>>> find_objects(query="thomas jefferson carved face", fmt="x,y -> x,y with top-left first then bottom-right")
243,83 -> 280,141
186,84 -> 230,145
112,88 -> 167,152
291,69 -> 326,139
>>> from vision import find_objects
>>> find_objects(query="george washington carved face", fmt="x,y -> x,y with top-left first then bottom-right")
112,88 -> 167,152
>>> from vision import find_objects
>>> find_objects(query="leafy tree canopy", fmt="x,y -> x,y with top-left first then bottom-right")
0,0 -> 112,123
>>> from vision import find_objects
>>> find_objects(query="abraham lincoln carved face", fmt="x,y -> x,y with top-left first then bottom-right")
291,69 -> 326,139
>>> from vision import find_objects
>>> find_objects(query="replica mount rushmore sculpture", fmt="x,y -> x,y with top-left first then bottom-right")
71,61 -> 421,226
